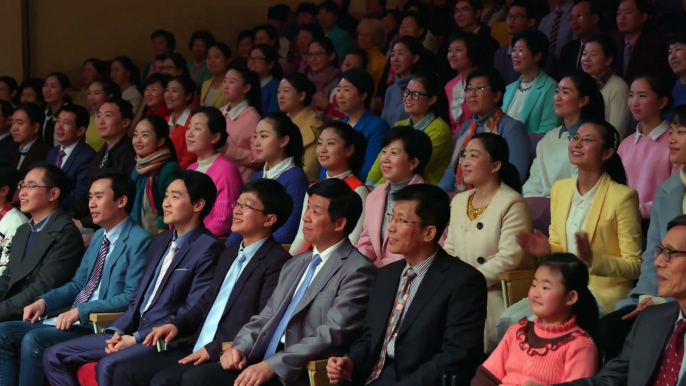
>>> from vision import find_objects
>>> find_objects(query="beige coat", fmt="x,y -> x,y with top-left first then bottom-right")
443,183 -> 532,351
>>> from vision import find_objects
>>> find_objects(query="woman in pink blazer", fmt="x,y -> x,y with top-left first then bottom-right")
444,32 -> 479,138
186,106 -> 244,237
356,126 -> 433,267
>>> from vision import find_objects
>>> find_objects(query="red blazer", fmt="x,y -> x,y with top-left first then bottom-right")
166,109 -> 197,169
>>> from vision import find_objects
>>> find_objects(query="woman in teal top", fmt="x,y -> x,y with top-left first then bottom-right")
502,29 -> 560,135
187,30 -> 216,88
130,115 -> 181,233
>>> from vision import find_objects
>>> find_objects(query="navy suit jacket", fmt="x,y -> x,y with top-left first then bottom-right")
0,135 -> 18,163
171,235 -> 291,361
108,225 -> 223,341
46,140 -> 96,213
39,217 -> 152,325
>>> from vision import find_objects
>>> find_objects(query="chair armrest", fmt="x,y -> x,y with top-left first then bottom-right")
499,270 -> 536,309
307,359 -> 331,386
498,270 -> 535,281
89,312 -> 124,333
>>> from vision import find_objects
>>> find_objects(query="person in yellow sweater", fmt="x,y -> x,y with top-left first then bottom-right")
498,119 -> 642,338
365,72 -> 451,186
356,18 -> 388,95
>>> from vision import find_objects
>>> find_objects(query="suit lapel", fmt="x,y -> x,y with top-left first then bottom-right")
135,231 -> 173,307
371,184 -> 389,254
640,303 -> 680,385
556,180 -> 574,252
503,82 -> 517,111
60,143 -> 79,173
397,251 -> 447,337
100,219 -> 133,297
583,174 -> 611,243
519,77 -> 544,124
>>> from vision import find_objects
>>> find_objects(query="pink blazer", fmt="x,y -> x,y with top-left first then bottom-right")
356,174 -> 425,266
445,74 -> 474,133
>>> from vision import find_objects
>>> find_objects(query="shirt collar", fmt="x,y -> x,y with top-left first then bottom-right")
408,111 -> 435,132
59,141 -> 79,157
260,76 -> 274,88
239,236 -> 269,261
223,100 -> 249,121
558,120 -> 582,138
556,1 -> 573,14
172,224 -> 199,247
312,237 -> 347,265
473,108 -> 498,125
625,31 -> 641,47
103,217 -> 129,245
634,120 -> 670,144
401,248 -> 437,278
29,210 -> 57,232
263,157 -> 295,179
19,138 -> 38,153
326,170 -> 353,179
572,176 -> 601,206
168,108 -> 191,127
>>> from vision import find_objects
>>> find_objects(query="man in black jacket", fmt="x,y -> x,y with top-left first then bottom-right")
112,179 -> 294,386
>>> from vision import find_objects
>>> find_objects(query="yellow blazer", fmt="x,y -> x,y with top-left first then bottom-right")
200,79 -> 229,108
291,107 -> 322,182
549,173 -> 642,312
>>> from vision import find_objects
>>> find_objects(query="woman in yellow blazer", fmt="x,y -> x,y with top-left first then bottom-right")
278,73 -> 322,181
500,119 -> 642,338
200,42 -> 231,108
443,132 -> 532,352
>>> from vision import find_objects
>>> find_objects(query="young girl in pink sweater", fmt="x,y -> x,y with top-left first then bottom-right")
472,254 -> 599,386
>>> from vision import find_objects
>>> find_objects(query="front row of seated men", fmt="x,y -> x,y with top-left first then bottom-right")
0,161 -> 489,386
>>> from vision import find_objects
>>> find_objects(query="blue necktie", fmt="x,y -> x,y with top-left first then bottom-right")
193,251 -> 246,352
264,254 -> 322,359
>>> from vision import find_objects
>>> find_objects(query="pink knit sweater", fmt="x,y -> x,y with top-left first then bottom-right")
188,155 -> 244,237
222,105 -> 262,183
478,317 -> 597,386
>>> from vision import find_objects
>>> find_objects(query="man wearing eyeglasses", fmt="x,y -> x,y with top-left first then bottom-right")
111,179 -> 293,386
327,184 -> 487,386
0,162 -> 84,323
554,1 -> 601,80
537,214 -> 686,386
493,0 -> 537,85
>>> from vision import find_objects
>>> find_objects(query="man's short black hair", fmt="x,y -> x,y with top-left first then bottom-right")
0,161 -> 19,199
172,170 -> 217,221
14,103 -> 45,128
296,2 -> 319,16
25,162 -> 73,204
151,29 -> 176,52
92,169 -> 136,214
306,178 -> 363,237
0,100 -> 14,121
103,98 -> 134,123
668,214 -> 686,231
391,184 -> 450,244
55,104 -> 90,132
242,179 -> 294,233
319,1 -> 341,15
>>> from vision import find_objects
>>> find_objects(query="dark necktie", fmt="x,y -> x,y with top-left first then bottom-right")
548,10 -> 564,56
55,150 -> 66,168
99,147 -> 111,168
651,320 -> 686,386
623,41 -> 633,77
73,235 -> 110,306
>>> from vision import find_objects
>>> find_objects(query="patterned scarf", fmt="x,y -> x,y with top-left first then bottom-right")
135,148 -> 172,218
454,109 -> 504,191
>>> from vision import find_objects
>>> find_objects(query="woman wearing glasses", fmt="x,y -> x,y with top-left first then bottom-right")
186,106 -> 243,237
443,132 -> 532,352
500,119 -> 642,338
356,126 -> 433,267
439,67 -> 530,193
307,37 -> 342,123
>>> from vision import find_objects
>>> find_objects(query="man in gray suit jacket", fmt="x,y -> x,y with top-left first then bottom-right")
546,214 -> 686,386
181,178 -> 376,386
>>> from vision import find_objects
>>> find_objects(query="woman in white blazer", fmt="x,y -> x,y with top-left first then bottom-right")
443,132 -> 532,352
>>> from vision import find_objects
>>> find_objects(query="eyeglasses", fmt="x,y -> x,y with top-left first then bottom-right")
231,201 -> 265,213
655,245 -> 686,262
568,134 -> 598,144
401,88 -> 430,101
17,181 -> 54,192
386,213 -> 421,227
454,6 -> 473,13
506,13 -> 529,21
465,86 -> 492,93
306,51 -> 328,59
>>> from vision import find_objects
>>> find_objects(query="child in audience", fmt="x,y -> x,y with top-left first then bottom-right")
142,73 -> 172,118
308,37 -> 342,122
165,75 -> 197,169
341,49 -> 368,72
130,115 -> 180,233
86,80 -> 121,151
248,45 -> 282,114
290,121 -> 369,255
278,72 -> 322,181
618,75 -> 678,221
327,69 -> 390,181
381,36 -> 424,127
221,65 -> 263,182
187,29 -> 216,88
445,32 -> 479,135
186,106 -> 243,237
226,112 -> 309,246
42,72 -> 72,146
473,253 -> 599,385
110,56 -> 142,115
367,72 -> 452,186
200,42 -> 232,108
18,78 -> 44,105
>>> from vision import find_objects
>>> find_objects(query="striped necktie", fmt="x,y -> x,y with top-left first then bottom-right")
143,241 -> 178,312
73,235 -> 110,306
548,9 -> 564,56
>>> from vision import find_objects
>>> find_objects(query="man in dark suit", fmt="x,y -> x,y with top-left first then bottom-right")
0,101 -> 18,163
493,1 -> 536,85
0,169 -> 152,386
555,0 -> 601,79
542,214 -> 686,386
0,163 -> 84,322
111,179 -> 294,386
46,104 -> 96,214
613,0 -> 672,84
74,97 -> 136,229
182,178 -> 376,386
453,0 -> 499,66
327,184 -> 487,386
9,103 -> 52,179
43,170 -> 224,386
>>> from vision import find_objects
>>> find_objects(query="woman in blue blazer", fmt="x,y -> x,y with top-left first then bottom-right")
502,30 -> 561,135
